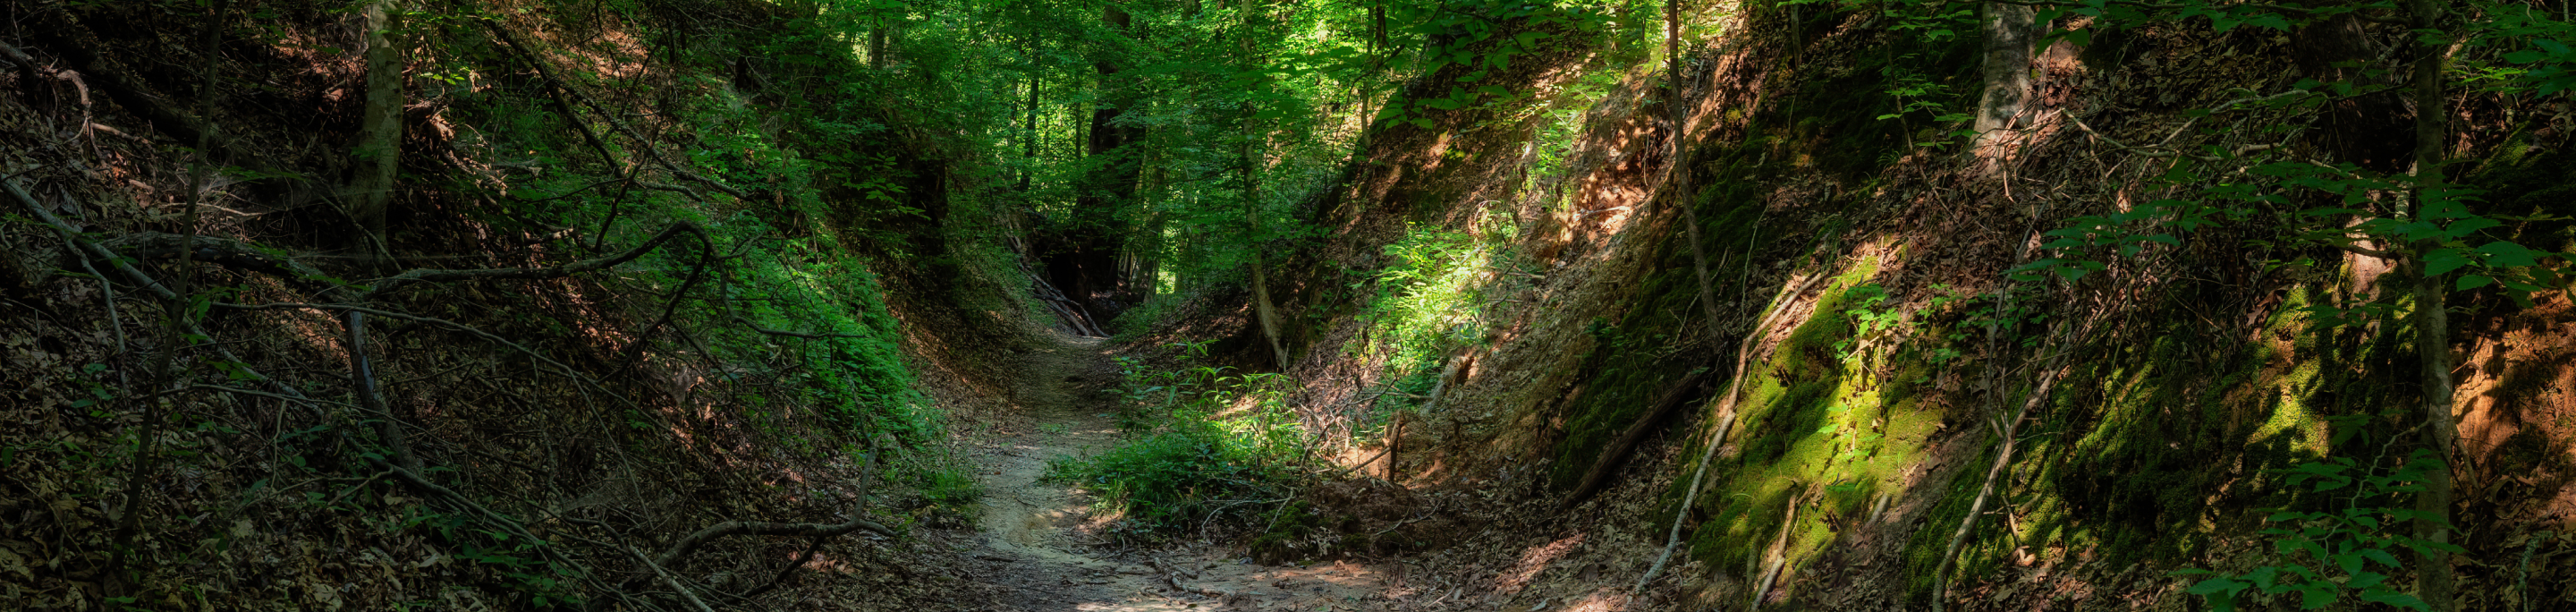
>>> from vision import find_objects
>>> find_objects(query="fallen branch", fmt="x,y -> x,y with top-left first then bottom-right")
652,443 -> 889,573
358,222 -> 705,300
79,232 -> 338,292
736,537 -> 826,599
1556,370 -> 1711,513
211,302 -> 587,384
614,228 -> 713,370
1930,323 -> 2082,611
717,255 -> 874,339
8,175 -> 311,405
0,35 -> 250,165
343,310 -> 421,473
474,21 -> 746,201
1634,270 -> 1829,592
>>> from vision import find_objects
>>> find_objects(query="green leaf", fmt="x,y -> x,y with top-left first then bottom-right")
2422,249 -> 2471,276
2475,241 -> 2541,268
2456,275 -> 2494,290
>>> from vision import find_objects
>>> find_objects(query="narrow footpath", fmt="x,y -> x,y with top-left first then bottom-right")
961,333 -> 1394,612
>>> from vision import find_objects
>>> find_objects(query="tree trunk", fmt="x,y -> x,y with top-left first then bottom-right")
1021,48 -> 1039,193
1241,4 -> 1290,370
1972,3 -> 2035,157
1039,8 -> 1140,326
2403,0 -> 2456,608
869,26 -> 887,69
350,0 -> 404,269
1666,0 -> 1721,334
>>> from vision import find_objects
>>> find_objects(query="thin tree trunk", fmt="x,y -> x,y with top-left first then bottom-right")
104,1 -> 230,593
1244,110 -> 1289,370
869,26 -> 887,69
1241,4 -> 1290,370
1021,51 -> 1039,193
351,0 -> 404,269
1666,0 -> 1720,332
2403,0 -> 2456,608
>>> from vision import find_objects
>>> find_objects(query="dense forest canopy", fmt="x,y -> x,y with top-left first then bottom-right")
1,0 -> 2573,610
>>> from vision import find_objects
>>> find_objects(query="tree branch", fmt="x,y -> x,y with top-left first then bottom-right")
473,19 -> 748,200
359,222 -> 704,300
614,229 -> 713,370
653,445 -> 889,572
211,302 -> 589,385
80,232 -> 339,292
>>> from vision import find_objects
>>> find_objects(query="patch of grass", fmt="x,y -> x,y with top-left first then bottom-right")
1047,348 -> 1312,539
1040,420 -> 1302,537
914,464 -> 985,525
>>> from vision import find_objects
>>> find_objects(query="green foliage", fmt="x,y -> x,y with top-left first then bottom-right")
2174,450 -> 2465,611
1048,344 -> 1310,537
1353,224 -> 1501,370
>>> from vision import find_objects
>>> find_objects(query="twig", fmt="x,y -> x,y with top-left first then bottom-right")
188,385 -> 354,411
737,537 -> 826,599
475,19 -> 746,201
322,469 -> 395,508
614,229 -> 713,370
1930,322 -> 2080,610
73,255 -> 129,387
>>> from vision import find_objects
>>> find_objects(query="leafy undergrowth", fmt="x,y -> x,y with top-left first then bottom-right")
1042,343 -> 1318,540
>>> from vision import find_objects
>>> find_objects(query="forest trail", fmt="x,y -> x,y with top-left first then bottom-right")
962,332 -> 1394,611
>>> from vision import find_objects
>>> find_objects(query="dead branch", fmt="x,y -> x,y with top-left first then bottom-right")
8,175 -> 313,405
343,310 -> 421,473
359,221 -> 705,300
652,444 -> 890,574
473,20 -> 748,200
212,302 -> 588,385
1556,369 -> 1711,513
1635,269 -> 1830,592
1931,318 -> 2089,611
79,232 -> 338,292
736,537 -> 826,599
4,32 -> 256,166
478,19 -> 621,174
717,261 -> 875,339
614,228 -> 714,370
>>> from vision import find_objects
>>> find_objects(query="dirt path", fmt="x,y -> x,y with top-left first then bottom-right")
961,333 -> 1394,612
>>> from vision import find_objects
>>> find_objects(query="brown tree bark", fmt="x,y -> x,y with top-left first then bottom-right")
350,0 -> 405,269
